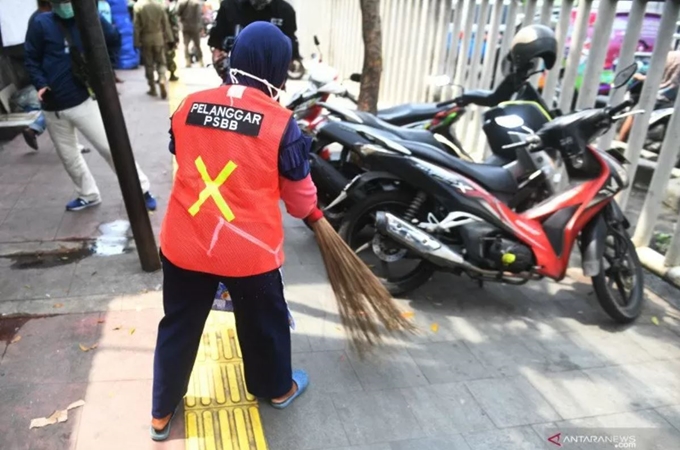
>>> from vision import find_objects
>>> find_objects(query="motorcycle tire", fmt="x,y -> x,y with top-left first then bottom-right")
338,190 -> 435,295
591,227 -> 644,323
288,58 -> 305,80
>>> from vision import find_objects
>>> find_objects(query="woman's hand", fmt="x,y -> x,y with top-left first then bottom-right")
37,87 -> 50,101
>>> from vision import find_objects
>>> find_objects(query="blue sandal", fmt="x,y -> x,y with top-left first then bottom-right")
150,407 -> 178,441
270,369 -> 309,409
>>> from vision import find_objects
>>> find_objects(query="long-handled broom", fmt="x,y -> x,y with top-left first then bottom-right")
308,215 -> 415,351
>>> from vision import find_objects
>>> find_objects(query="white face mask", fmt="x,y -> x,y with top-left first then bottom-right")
229,68 -> 284,101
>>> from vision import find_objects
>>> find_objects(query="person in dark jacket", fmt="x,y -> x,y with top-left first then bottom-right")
24,0 -> 157,212
208,0 -> 299,78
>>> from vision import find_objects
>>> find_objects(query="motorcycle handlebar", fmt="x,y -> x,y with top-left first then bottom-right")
607,99 -> 634,117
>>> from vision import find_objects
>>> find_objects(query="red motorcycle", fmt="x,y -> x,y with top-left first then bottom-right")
335,64 -> 644,323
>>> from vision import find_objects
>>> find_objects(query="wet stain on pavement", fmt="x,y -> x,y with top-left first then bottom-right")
4,246 -> 93,270
0,316 -> 31,344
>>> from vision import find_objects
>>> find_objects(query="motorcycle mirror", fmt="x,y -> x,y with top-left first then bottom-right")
613,62 -> 638,89
314,35 -> 320,46
350,73 -> 362,83
495,115 -> 525,129
428,75 -> 451,87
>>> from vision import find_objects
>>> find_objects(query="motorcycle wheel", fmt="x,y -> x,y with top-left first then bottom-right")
338,190 -> 435,295
288,58 -> 305,80
591,225 -> 644,323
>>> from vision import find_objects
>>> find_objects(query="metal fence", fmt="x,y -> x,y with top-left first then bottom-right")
296,0 -> 680,285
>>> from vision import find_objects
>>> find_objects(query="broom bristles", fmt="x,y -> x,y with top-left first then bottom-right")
310,217 -> 415,352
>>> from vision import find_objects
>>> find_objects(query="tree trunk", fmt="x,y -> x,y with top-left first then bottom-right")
358,0 -> 383,113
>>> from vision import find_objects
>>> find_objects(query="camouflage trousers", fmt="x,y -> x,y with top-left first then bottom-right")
166,48 -> 177,75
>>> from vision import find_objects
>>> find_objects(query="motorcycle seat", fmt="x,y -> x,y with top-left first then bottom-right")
377,103 -> 443,125
396,139 -> 519,195
355,111 -> 447,151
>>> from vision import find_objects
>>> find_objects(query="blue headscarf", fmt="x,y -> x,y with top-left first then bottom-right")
228,22 -> 292,96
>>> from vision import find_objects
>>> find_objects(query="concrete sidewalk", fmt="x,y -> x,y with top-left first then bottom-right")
1,64 -> 680,450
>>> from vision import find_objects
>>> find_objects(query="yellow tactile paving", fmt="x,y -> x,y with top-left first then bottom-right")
184,311 -> 267,450
169,69 -> 268,450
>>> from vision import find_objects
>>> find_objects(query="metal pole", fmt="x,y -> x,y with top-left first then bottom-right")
446,0 -> 465,99
666,213 -> 680,266
71,0 -> 160,272
633,92 -> 680,248
575,0 -> 618,110
542,0 -> 574,105
494,0 -> 519,88
598,0 -> 647,151
522,0 -> 538,25
467,0 -> 489,91
619,0 -> 680,209
426,0 -> 450,101
558,0 -> 593,112
454,0 -> 477,89
539,0 -> 554,25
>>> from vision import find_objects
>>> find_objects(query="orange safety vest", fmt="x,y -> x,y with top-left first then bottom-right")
161,85 -> 292,277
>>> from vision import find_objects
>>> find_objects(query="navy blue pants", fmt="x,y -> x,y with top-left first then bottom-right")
152,252 -> 292,419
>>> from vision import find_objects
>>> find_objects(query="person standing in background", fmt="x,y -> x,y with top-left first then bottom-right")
134,0 -> 174,98
208,0 -> 300,79
97,0 -> 112,23
165,0 -> 181,81
24,0 -> 157,212
177,0 -> 204,67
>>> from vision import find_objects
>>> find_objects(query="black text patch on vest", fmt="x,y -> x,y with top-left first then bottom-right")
186,102 -> 264,136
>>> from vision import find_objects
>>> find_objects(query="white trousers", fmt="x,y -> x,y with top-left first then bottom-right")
44,98 -> 151,202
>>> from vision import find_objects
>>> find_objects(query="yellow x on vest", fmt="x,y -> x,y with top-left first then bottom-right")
188,156 -> 238,222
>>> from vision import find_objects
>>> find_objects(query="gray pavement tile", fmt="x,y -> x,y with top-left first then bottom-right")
0,206 -> 65,243
319,445 -> 391,450
466,377 -> 561,428
87,309 -> 162,382
564,327 -> 655,365
292,332 -> 313,353
656,405 -> 680,432
619,360 -> 680,405
408,341 -> 491,384
55,202 -> 126,240
292,351 -> 362,394
400,383 -> 495,436
0,313 -> 102,384
522,330 -> 607,372
0,183 -> 26,209
0,260 -> 76,302
347,344 -> 428,390
583,364 -> 680,410
463,426 -> 548,450
260,392 -> 349,450
13,181 -> 76,209
0,381 -> 85,450
0,295 -> 123,316
0,164 -> 40,184
622,324 -> 680,360
68,254 -> 162,297
522,369 -> 634,419
464,335 -> 552,377
390,436 -> 471,450
333,389 -> 426,445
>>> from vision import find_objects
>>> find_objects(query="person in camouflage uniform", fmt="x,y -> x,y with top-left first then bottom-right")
166,0 -> 180,81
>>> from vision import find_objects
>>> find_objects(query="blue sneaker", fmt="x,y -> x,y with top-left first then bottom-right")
144,192 -> 157,211
66,197 -> 101,212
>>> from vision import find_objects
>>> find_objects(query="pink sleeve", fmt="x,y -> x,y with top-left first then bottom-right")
279,174 -> 318,219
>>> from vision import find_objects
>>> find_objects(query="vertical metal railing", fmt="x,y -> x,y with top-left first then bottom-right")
558,0 -> 593,111
598,0 -> 647,151
542,0 -> 574,105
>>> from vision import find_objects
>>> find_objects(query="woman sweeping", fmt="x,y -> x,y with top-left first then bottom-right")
150,21 -> 323,440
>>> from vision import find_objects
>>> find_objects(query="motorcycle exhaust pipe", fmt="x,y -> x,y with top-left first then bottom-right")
310,153 -> 350,200
375,212 -> 467,268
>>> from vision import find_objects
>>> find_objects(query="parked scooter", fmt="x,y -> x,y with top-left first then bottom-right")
288,36 -> 324,80
332,63 -> 644,325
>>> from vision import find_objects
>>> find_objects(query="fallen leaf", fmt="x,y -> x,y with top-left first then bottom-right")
29,400 -> 84,429
651,316 -> 660,326
53,303 -> 64,309
401,311 -> 415,319
129,328 -> 136,335
430,323 -> 439,333
113,325 -> 122,331
24,285 -> 31,289
91,271 -> 98,276
61,256 -> 68,261
97,319 -> 105,324
78,343 -> 98,352
10,335 -> 21,344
